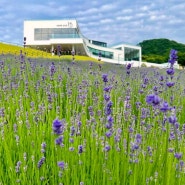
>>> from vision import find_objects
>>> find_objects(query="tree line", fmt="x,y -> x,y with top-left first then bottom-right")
138,38 -> 185,66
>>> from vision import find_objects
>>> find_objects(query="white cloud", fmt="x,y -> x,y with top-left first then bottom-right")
140,5 -> 150,11
100,19 -> 113,24
101,4 -> 117,11
116,16 -> 133,21
76,8 -> 99,16
0,0 -> 185,45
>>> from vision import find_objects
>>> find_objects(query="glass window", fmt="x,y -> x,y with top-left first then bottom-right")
87,47 -> 113,59
34,33 -> 42,40
124,47 -> 139,61
35,28 -> 42,33
42,28 -> 49,34
34,28 -> 80,40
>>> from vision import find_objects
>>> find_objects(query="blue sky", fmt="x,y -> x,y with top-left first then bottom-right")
0,0 -> 185,46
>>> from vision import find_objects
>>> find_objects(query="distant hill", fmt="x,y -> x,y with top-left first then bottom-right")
137,38 -> 185,65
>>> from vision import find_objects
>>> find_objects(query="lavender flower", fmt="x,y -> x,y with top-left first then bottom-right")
37,157 -> 45,168
106,115 -> 113,128
174,153 -> 182,160
77,121 -> 82,127
55,136 -> 64,145
58,161 -> 65,170
131,143 -> 139,151
180,160 -> 184,169
41,142 -> 46,153
114,135 -> 120,142
41,142 -> 46,149
146,94 -> 160,106
104,94 -> 110,102
104,145 -> 111,152
15,161 -> 22,173
57,45 -> 61,56
160,102 -> 170,112
166,82 -> 175,88
69,138 -> 74,143
107,115 -> 113,124
105,130 -> 112,138
159,75 -> 164,81
70,126 -> 76,136
78,145 -> 83,154
105,122 -> 113,129
168,115 -> 177,124
105,101 -> 113,115
143,77 -> 149,85
168,49 -> 178,67
102,74 -> 108,83
126,63 -> 132,70
52,119 -> 64,135
50,62 -> 56,76
69,147 -> 74,151
135,134 -> 142,144
166,68 -> 175,75
104,86 -> 112,92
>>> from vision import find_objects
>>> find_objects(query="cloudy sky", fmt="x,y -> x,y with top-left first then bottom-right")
0,0 -> 185,46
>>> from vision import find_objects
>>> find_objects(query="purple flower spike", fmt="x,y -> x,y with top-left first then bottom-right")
78,145 -> 83,154
52,119 -> 64,135
126,63 -> 131,70
146,94 -> 160,106
107,115 -> 113,124
102,74 -> 108,83
159,76 -> 164,81
37,157 -> 45,168
166,82 -> 175,88
160,102 -> 170,113
174,153 -> 182,160
135,134 -> 142,144
105,130 -> 112,138
105,101 -> 113,116
166,68 -> 175,75
168,49 -> 178,66
104,145 -> 111,152
104,86 -> 112,92
58,161 -> 65,170
55,136 -> 64,145
132,143 -> 139,151
168,115 -> 177,124
146,94 -> 155,104
104,94 -> 110,102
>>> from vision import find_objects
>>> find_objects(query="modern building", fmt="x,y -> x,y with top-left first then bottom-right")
24,19 -> 142,65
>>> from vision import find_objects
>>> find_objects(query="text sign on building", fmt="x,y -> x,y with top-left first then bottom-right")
56,22 -> 74,28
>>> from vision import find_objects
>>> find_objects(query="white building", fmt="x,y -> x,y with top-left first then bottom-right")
24,19 -> 142,65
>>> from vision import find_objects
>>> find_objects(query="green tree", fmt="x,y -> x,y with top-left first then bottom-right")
177,52 -> 185,66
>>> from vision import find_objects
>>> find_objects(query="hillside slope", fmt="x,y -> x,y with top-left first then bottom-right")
138,38 -> 185,65
0,42 -> 99,62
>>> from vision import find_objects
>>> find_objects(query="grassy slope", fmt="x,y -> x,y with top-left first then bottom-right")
0,42 -> 100,62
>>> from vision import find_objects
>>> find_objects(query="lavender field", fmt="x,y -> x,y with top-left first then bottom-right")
0,50 -> 185,185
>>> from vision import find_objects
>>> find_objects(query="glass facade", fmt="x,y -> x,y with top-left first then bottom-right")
115,47 -> 122,50
91,40 -> 107,47
34,28 -> 80,40
87,47 -> 113,59
124,47 -> 140,61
